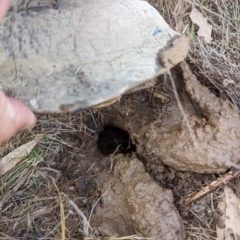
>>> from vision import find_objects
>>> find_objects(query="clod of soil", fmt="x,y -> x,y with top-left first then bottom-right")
91,154 -> 185,240
159,35 -> 189,74
142,62 -> 240,173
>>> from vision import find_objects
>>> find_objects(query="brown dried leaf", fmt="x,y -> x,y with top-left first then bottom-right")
189,7 -> 212,43
215,186 -> 240,240
0,138 -> 39,176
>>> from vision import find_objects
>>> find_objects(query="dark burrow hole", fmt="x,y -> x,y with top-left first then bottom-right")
97,125 -> 136,156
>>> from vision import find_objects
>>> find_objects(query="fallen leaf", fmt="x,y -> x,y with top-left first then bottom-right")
189,7 -> 212,43
0,138 -> 39,176
215,186 -> 240,240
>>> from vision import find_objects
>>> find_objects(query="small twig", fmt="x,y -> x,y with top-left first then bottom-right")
90,111 -> 97,127
185,169 -> 240,205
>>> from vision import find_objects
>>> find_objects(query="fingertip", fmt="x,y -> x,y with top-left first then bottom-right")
0,90 -> 36,143
8,97 -> 37,130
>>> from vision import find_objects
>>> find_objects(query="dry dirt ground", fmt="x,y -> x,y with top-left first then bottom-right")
0,0 -> 240,239
1,65 -> 238,240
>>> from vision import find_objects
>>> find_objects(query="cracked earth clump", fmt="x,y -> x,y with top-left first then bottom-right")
143,62 -> 240,173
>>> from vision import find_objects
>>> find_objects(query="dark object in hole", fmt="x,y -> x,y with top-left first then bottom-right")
97,125 -> 136,156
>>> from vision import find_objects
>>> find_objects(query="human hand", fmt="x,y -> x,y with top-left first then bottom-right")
0,0 -> 36,143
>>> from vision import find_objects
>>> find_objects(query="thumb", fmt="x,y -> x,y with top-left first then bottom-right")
0,90 -> 36,143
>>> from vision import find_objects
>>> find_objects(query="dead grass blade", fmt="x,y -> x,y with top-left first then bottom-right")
62,193 -> 91,236
52,179 -> 66,240
0,136 -> 42,176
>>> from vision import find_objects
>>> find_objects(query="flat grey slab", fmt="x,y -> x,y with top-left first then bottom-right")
0,0 -> 178,112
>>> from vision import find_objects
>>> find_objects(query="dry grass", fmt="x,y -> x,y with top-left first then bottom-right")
183,189 -> 224,240
0,112 -> 97,239
185,225 -> 217,240
149,0 -> 240,110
